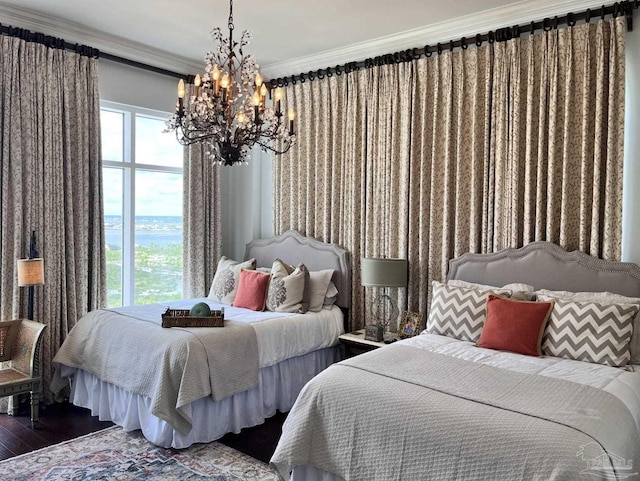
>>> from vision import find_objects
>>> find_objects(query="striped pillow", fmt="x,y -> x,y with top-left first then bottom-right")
428,282 -> 508,342
540,297 -> 639,367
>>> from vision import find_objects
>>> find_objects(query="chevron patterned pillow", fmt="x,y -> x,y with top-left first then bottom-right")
540,297 -> 639,367
428,282 -> 509,342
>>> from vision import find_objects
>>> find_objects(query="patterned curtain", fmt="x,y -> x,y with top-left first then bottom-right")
0,35 -> 105,405
274,73 -> 366,324
490,18 -> 625,259
407,43 -> 495,317
183,141 -> 222,297
273,17 -> 626,330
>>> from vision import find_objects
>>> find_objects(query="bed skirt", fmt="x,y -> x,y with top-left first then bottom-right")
67,346 -> 340,448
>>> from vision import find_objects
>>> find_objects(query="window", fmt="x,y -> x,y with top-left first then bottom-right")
101,102 -> 184,307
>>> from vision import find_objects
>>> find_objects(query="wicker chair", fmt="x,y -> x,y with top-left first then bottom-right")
0,319 -> 46,424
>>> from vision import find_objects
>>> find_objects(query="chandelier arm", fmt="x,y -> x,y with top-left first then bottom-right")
255,138 -> 292,155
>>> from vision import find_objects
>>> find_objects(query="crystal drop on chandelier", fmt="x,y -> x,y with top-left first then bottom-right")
165,0 -> 296,166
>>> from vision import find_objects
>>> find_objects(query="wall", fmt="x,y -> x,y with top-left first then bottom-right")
99,59 -> 178,112
220,148 -> 273,260
623,25 -> 640,264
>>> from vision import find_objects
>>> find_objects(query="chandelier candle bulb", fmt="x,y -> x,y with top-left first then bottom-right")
177,79 -> 185,99
177,79 -> 185,113
212,65 -> 220,95
255,73 -> 263,88
194,74 -> 202,97
259,84 -> 267,108
253,92 -> 261,123
220,75 -> 230,104
288,109 -> 296,135
274,88 -> 283,115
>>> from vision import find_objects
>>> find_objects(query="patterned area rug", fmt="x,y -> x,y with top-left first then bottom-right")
1,426 -> 280,480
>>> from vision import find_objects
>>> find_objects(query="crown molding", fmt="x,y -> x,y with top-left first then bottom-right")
0,3 -> 201,76
261,0 -> 607,79
0,0 -> 610,80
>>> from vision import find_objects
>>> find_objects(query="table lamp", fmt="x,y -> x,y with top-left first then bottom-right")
361,257 -> 408,340
17,231 -> 44,320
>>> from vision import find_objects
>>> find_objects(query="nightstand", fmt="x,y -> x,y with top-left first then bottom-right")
339,329 -> 388,358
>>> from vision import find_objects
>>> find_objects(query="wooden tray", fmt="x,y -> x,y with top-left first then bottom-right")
161,308 -> 224,328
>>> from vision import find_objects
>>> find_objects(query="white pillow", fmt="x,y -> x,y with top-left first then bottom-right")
535,289 -> 640,304
323,282 -> 339,309
308,269 -> 335,312
208,256 -> 256,305
447,279 -> 535,301
266,259 -> 309,313
536,289 -> 640,364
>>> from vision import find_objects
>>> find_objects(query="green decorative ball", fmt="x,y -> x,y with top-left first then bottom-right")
190,302 -> 211,317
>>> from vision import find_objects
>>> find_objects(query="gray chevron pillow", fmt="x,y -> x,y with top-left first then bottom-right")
539,297 -> 639,367
427,282 -> 509,342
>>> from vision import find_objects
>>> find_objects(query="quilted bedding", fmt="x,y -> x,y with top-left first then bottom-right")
52,301 -> 260,434
271,336 -> 640,481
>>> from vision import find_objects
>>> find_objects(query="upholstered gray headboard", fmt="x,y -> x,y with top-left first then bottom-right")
244,230 -> 351,309
448,242 -> 640,298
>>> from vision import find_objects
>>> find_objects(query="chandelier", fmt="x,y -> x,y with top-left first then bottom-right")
165,0 -> 296,166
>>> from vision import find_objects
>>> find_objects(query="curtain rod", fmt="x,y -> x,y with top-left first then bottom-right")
0,24 -> 186,80
267,0 -> 639,89
2,1 -> 637,88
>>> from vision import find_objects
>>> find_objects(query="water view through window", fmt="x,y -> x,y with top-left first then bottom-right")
104,213 -> 183,306
102,102 -> 183,307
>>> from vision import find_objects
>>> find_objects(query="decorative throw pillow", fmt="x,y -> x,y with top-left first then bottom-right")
266,259 -> 309,313
427,281 -> 508,342
232,269 -> 270,311
308,269 -> 335,312
537,289 -> 640,364
208,257 -> 256,305
477,295 -> 554,356
539,296 -> 639,367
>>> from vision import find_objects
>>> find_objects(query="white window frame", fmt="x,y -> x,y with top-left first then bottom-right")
101,100 -> 183,306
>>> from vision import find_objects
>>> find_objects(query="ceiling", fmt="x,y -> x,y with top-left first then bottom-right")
0,0 -> 605,78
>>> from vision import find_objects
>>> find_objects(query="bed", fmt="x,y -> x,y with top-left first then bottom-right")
271,242 -> 640,481
51,230 -> 350,449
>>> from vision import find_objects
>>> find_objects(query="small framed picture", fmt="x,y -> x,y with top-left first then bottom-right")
399,311 -> 423,338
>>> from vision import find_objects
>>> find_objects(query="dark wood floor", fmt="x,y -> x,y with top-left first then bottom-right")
0,401 -> 286,465
0,401 -> 114,461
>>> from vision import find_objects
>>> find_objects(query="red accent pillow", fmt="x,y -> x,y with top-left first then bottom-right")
232,269 -> 270,311
477,295 -> 554,356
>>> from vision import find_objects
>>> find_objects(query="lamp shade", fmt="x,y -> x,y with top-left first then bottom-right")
361,258 -> 408,288
17,258 -> 45,286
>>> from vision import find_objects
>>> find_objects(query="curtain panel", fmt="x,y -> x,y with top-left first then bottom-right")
489,19 -> 625,259
0,36 -> 105,404
273,17 -> 626,330
182,142 -> 222,297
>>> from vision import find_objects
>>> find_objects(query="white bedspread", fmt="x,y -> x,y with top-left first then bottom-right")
53,299 -> 343,434
94,299 -> 344,368
404,333 -> 640,431
273,333 -> 640,481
